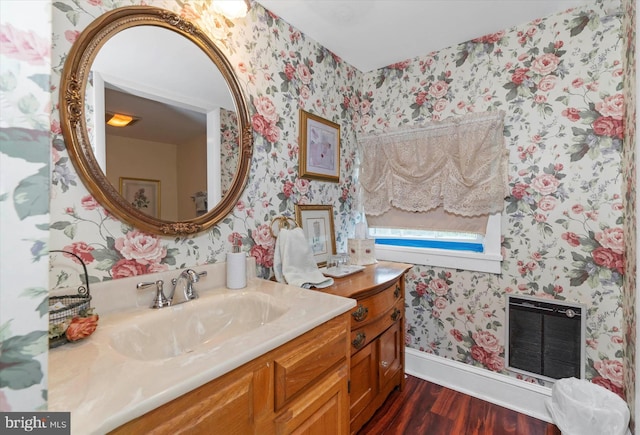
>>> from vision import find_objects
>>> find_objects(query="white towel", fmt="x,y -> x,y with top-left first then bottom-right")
273,227 -> 334,289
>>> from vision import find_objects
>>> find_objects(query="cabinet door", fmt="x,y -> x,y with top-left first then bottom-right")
377,319 -> 402,390
275,365 -> 349,435
349,341 -> 377,424
111,364 -> 271,435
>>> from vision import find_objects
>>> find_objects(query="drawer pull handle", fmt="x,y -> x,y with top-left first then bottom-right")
352,332 -> 366,350
352,305 -> 369,322
390,308 -> 401,321
394,285 -> 401,299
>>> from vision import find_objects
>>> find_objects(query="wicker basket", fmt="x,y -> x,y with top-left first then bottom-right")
49,294 -> 92,324
49,249 -> 94,348
49,294 -> 92,348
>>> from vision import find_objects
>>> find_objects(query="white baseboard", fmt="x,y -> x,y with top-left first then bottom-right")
405,348 -> 553,423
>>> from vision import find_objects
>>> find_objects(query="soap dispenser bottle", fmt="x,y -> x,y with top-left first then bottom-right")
226,242 -> 246,289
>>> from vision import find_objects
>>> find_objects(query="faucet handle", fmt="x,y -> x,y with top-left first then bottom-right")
170,270 -> 207,286
136,281 -> 155,289
137,280 -> 171,309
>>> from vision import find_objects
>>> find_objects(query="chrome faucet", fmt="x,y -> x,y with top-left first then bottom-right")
137,269 -> 206,309
170,269 -> 206,305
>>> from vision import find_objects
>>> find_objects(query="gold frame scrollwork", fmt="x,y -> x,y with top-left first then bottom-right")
59,6 -> 253,235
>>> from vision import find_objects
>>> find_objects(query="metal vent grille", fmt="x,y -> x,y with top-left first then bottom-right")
506,295 -> 585,381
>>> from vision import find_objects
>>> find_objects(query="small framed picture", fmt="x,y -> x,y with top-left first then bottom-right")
299,109 -> 340,182
119,177 -> 160,218
295,204 -> 336,267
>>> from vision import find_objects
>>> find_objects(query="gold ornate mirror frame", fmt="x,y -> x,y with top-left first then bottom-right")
59,6 -> 253,235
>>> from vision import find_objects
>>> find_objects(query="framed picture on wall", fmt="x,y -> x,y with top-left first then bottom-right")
299,109 -> 340,182
120,177 -> 160,218
295,204 -> 336,267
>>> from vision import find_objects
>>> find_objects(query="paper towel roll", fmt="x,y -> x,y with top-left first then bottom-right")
226,252 -> 247,289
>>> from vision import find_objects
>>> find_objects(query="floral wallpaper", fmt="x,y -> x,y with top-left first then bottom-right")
0,1 -> 51,411
621,0 -> 637,427
49,0 -> 360,288
360,0 -> 629,397
220,107 -> 239,195
2,0 -> 635,419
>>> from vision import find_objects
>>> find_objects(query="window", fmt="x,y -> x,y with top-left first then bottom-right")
370,228 -> 484,252
357,111 -> 507,274
371,213 -> 502,274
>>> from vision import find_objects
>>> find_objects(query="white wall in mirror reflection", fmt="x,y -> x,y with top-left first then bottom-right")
86,25 -> 238,219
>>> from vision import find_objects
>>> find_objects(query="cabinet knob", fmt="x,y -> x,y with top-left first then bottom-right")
390,308 -> 401,322
352,332 -> 366,350
381,360 -> 389,368
394,285 -> 401,299
352,305 -> 369,322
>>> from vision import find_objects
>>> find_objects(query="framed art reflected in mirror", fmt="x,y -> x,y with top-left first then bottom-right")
119,177 -> 160,219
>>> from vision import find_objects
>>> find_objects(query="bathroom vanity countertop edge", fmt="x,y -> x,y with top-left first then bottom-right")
48,278 -> 355,434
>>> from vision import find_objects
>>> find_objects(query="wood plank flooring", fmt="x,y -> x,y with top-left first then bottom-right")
358,375 -> 562,435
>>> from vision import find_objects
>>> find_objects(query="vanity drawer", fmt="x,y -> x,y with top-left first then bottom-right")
274,316 -> 348,411
350,279 -> 402,328
314,262 -> 411,435
350,298 -> 403,356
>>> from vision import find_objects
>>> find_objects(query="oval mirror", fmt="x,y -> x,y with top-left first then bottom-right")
60,6 -> 252,235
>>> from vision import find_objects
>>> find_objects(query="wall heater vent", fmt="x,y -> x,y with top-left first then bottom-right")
506,295 -> 586,381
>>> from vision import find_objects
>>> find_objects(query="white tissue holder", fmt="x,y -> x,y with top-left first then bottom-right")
348,239 -> 376,265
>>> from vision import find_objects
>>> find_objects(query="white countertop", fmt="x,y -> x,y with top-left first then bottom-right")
48,278 -> 355,434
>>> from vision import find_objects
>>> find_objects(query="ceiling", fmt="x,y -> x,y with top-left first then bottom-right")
105,88 -> 206,144
99,25 -> 233,145
255,0 -> 594,72
104,0 -> 597,145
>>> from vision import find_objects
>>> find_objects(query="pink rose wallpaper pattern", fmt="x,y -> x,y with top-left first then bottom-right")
360,0 -> 633,399
1,2 -> 52,411
1,0 -> 637,420
45,0 -> 635,406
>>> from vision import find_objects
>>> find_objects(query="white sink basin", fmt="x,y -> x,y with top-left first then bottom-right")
49,274 -> 357,435
109,291 -> 288,361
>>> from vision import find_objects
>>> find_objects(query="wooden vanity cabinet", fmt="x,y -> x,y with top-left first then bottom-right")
110,313 -> 350,435
318,261 -> 412,434
273,312 -> 350,434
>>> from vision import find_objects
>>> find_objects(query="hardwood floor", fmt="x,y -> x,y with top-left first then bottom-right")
358,375 -> 562,435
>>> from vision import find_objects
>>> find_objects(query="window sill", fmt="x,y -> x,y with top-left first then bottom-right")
375,244 -> 502,274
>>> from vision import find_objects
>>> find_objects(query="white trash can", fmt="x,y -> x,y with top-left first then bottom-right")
546,377 -> 629,435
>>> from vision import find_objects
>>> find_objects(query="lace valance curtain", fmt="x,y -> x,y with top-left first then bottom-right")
359,111 -> 508,234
